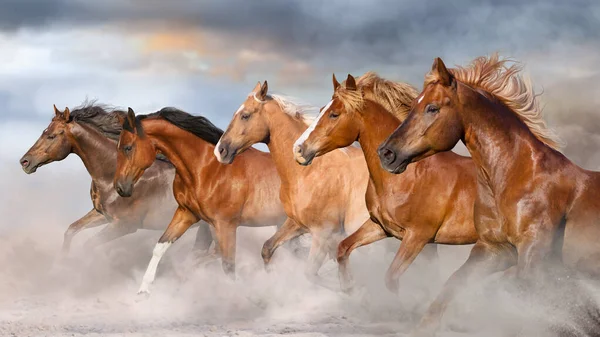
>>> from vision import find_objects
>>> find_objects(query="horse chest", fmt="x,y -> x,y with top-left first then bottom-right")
366,185 -> 409,238
281,183 -> 341,227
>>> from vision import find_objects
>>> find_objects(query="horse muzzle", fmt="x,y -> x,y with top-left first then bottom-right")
293,144 -> 315,166
114,180 -> 134,197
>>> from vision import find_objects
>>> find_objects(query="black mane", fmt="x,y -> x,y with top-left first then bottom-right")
70,100 -> 170,163
137,107 -> 223,145
69,101 -> 125,141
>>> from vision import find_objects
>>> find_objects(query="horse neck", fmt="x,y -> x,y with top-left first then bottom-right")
459,83 -> 549,186
70,123 -> 118,182
358,101 -> 403,184
143,119 -> 213,185
264,107 -> 310,181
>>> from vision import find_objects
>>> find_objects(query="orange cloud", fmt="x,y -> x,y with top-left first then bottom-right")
140,30 -> 317,85
144,31 -> 204,53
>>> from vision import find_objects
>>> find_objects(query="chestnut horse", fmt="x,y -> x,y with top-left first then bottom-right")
293,73 -> 478,294
114,107 -> 291,294
379,54 -> 600,336
19,103 -> 214,254
215,82 -> 370,283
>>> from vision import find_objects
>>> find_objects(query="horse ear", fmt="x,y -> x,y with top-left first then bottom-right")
63,107 -> 70,121
252,81 -> 262,93
332,73 -> 340,91
257,80 -> 268,100
126,107 -> 137,132
346,74 -> 357,91
432,57 -> 454,87
53,104 -> 62,117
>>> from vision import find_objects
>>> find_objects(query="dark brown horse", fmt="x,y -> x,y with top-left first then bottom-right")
293,73 -> 478,294
114,107 -> 291,295
215,82 -> 371,284
379,54 -> 600,336
19,103 -> 214,254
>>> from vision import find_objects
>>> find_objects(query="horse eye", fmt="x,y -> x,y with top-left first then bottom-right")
47,135 -> 56,140
241,113 -> 250,121
329,112 -> 339,119
425,104 -> 440,114
124,145 -> 133,153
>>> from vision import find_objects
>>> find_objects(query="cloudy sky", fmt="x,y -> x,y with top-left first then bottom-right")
1,0 -> 600,168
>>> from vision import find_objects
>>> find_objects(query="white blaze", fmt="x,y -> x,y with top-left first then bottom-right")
234,104 -> 245,115
293,100 -> 333,153
417,95 -> 424,104
214,140 -> 223,162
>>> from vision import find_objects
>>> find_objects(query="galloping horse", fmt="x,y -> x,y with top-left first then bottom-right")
114,107 -> 291,294
19,103 -> 214,254
379,54 -> 600,336
215,82 -> 370,282
293,73 -> 478,294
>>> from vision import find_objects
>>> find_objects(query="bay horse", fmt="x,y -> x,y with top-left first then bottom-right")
114,107 -> 291,294
215,82 -> 370,283
379,54 -> 600,336
293,72 -> 478,294
19,103 -> 215,254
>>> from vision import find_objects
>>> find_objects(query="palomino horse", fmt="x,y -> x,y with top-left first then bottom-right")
19,103 -> 214,254
293,73 -> 478,294
215,82 -> 370,282
114,107 -> 291,294
379,54 -> 600,336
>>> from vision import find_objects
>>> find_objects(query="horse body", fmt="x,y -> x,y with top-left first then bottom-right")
460,89 -> 600,272
379,54 -> 600,336
215,82 -> 369,279
19,105 -> 213,253
114,108 -> 289,294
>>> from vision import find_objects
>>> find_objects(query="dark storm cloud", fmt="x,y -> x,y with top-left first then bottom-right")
3,0 -> 599,70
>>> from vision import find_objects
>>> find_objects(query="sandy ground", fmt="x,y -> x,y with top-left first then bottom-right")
2,165 -> 600,337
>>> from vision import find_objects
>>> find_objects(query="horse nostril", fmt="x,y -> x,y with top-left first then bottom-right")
116,186 -> 123,195
380,148 -> 396,165
20,159 -> 29,168
295,145 -> 303,155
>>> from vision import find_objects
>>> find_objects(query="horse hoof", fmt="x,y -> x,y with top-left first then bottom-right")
137,288 -> 151,297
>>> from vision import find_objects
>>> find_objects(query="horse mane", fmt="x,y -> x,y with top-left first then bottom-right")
336,72 -> 419,122
137,107 -> 223,145
426,53 -> 563,150
69,100 -> 126,141
268,94 -> 319,126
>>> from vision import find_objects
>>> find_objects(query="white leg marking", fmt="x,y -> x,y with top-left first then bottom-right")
138,241 -> 172,294
293,100 -> 333,155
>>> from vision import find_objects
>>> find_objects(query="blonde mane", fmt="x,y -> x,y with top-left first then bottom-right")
336,72 -> 419,121
268,94 -> 318,126
426,53 -> 562,150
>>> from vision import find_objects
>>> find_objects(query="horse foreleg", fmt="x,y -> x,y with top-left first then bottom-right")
262,218 -> 306,269
192,220 -> 217,257
83,221 -> 138,250
515,222 -> 556,282
305,231 -> 330,278
138,207 -> 197,295
214,222 -> 237,279
410,240 -> 516,337
62,209 -> 106,254
337,218 -> 388,293
384,232 -> 429,294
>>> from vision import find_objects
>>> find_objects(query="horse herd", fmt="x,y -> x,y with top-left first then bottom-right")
18,53 -> 600,336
